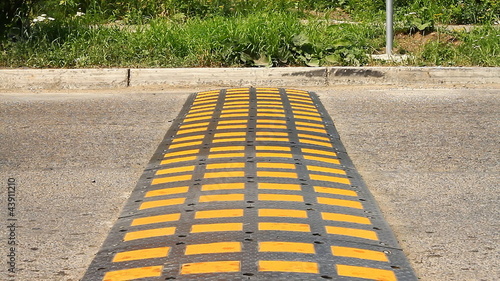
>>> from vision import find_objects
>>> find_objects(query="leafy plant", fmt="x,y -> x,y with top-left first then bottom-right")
398,5 -> 436,34
290,33 -> 319,66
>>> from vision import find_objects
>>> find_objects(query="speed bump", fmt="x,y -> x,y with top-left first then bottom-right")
83,87 -> 417,280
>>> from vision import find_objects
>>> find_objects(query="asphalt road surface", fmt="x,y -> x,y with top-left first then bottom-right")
0,84 -> 498,281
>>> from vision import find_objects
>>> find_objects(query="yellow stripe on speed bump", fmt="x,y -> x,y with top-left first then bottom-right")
185,242 -> 242,255
195,209 -> 244,219
316,197 -> 363,209
131,213 -> 181,226
83,88 -> 417,281
160,155 -> 196,165
255,152 -> 292,158
205,162 -> 245,169
204,171 -> 245,178
198,193 -> 244,202
218,119 -> 248,124
336,264 -> 397,281
258,260 -> 319,273
296,122 -> 325,129
123,227 -> 176,241
145,186 -> 189,197
325,226 -> 379,241
163,149 -> 199,157
314,186 -> 358,197
256,132 -> 288,136
300,138 -> 333,148
255,146 -> 291,151
113,247 -> 170,262
213,137 -> 246,143
214,132 -> 246,138
103,266 -> 163,281
259,242 -> 315,254
201,182 -> 245,191
181,261 -> 240,274
256,171 -> 298,178
151,174 -> 192,185
307,165 -> 346,175
156,166 -> 195,175
331,246 -> 389,262
321,212 -> 372,225
177,127 -> 207,134
256,162 -> 295,169
208,152 -> 245,159
191,223 -> 243,233
291,102 -> 316,108
258,193 -> 304,202
310,174 -> 351,185
258,209 -> 308,218
139,197 -> 186,210
257,182 -> 301,191
304,155 -> 340,164
258,222 -> 311,232
209,146 -> 245,152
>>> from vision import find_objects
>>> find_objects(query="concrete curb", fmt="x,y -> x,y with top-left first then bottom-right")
1,67 -> 499,90
0,68 -> 128,90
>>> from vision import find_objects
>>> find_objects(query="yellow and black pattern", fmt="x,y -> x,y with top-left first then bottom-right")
83,88 -> 417,281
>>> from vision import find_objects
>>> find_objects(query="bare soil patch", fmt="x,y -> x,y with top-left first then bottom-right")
395,31 -> 460,54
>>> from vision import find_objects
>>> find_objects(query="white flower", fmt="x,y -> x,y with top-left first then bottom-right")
76,11 -> 85,17
33,16 -> 45,22
33,14 -> 54,22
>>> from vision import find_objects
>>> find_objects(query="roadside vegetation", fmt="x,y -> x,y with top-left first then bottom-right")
1,0 -> 498,67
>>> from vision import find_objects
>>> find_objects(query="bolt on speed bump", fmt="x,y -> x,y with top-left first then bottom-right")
83,87 -> 417,281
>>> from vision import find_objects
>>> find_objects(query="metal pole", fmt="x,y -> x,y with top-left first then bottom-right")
386,0 -> 393,56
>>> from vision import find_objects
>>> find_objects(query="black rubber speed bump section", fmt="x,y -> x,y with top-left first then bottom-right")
83,88 -> 417,281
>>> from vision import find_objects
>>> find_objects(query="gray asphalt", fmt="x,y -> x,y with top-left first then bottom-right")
0,85 -> 498,281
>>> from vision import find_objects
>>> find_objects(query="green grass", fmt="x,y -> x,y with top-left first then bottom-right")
0,12 -> 385,68
0,0 -> 498,67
